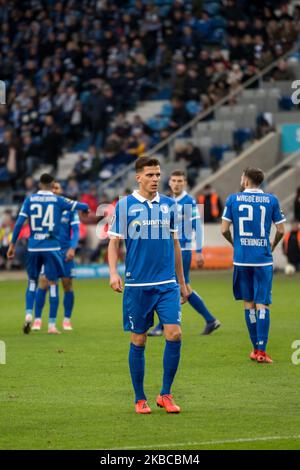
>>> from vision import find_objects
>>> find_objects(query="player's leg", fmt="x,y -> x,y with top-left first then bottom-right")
233,266 -> 257,359
186,282 -> 221,335
62,277 -> 74,331
244,300 -> 258,360
23,252 -> 43,334
124,287 -> 154,413
254,266 -> 273,363
130,332 -> 151,414
43,252 -> 65,334
156,285 -> 181,413
32,273 -> 48,331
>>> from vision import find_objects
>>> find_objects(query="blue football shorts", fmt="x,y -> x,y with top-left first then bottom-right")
123,282 -> 181,334
233,265 -> 273,305
26,251 -> 65,282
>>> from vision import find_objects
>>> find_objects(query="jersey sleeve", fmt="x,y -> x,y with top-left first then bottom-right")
191,199 -> 202,253
222,195 -> 233,222
70,211 -> 80,249
107,201 -> 127,238
59,196 -> 89,213
19,197 -> 30,219
12,198 -> 30,243
272,196 -> 286,225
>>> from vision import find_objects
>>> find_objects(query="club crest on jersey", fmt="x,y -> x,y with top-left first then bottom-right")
160,204 -> 169,214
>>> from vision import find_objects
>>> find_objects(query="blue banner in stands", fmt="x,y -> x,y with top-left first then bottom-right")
281,124 -> 300,153
75,264 -> 125,279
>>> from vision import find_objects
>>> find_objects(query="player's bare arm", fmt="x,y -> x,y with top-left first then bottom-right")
172,232 -> 188,303
7,242 -> 15,260
271,222 -> 285,252
108,237 -> 123,293
196,252 -> 204,268
221,219 -> 234,246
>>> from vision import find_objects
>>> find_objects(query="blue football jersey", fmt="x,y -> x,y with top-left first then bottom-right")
13,191 -> 88,251
108,190 -> 178,286
59,210 -> 80,250
222,188 -> 286,266
174,191 -> 202,253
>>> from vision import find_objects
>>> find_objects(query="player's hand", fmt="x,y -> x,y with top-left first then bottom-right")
179,283 -> 188,304
66,248 -> 75,261
110,273 -> 123,293
7,244 -> 15,260
196,252 -> 204,268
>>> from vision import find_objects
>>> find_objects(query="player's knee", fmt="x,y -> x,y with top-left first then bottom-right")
165,329 -> 182,342
39,277 -> 48,290
62,278 -> 72,292
131,333 -> 147,347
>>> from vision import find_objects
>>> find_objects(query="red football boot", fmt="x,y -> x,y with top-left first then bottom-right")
249,349 -> 258,361
156,394 -> 181,413
135,400 -> 151,414
256,350 -> 273,364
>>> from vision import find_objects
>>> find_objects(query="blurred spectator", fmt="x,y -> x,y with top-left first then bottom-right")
272,59 -> 294,81
24,176 -> 37,196
22,133 -> 41,176
65,177 -> 80,199
42,115 -> 62,171
169,96 -> 191,131
80,184 -> 99,214
175,141 -> 205,187
0,210 -> 13,269
294,187 -> 300,222
197,184 -> 223,223
282,221 -> 300,271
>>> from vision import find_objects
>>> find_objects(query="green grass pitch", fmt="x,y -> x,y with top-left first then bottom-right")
0,271 -> 300,450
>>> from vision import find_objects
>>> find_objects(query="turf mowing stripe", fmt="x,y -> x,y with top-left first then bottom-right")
110,435 -> 300,450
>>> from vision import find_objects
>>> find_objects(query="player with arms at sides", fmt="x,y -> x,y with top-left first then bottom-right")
221,167 -> 285,363
108,157 -> 188,414
7,174 -> 89,334
32,181 -> 80,332
148,170 -> 221,337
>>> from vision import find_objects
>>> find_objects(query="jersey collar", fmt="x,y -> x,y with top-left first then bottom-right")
174,191 -> 187,202
243,188 -> 264,193
37,190 -> 54,195
132,190 -> 160,204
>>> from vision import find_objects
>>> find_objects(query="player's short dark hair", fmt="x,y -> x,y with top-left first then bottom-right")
170,170 -> 186,179
135,156 -> 160,173
40,173 -> 54,185
243,167 -> 264,186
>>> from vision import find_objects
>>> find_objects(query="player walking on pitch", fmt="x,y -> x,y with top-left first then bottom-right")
148,170 -> 220,336
7,174 -> 89,334
32,181 -> 80,332
108,157 -> 188,414
221,167 -> 285,363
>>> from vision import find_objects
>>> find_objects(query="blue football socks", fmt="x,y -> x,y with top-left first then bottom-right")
49,284 -> 59,325
161,340 -> 181,396
25,279 -> 37,318
35,288 -> 47,319
129,343 -> 147,403
245,308 -> 257,349
188,291 -> 215,323
64,291 -> 74,319
256,308 -> 270,352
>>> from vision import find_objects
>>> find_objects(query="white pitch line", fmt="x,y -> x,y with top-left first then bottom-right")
110,435 -> 300,450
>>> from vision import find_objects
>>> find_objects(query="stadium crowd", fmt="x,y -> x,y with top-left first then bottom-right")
0,0 -> 299,194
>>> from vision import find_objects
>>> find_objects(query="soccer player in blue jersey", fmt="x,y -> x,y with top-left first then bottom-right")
32,181 -> 80,332
221,167 -> 286,363
108,157 -> 188,414
148,170 -> 221,337
7,174 -> 89,334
